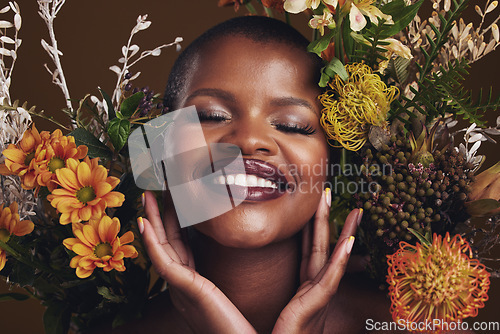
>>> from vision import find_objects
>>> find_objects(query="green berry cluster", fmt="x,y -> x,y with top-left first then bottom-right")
355,132 -> 474,281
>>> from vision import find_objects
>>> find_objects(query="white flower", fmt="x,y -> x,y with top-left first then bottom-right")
381,38 -> 413,59
309,9 -> 335,36
350,0 -> 394,32
284,0 -> 337,14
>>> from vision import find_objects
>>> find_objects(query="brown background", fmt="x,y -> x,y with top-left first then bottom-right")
1,0 -> 499,333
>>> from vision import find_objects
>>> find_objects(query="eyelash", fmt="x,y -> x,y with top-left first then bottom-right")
198,110 -> 230,122
198,111 -> 316,136
273,123 -> 316,136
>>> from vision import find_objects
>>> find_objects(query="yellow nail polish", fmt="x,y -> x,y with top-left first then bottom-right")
141,193 -> 146,207
345,236 -> 355,254
137,217 -> 144,234
325,188 -> 331,207
357,208 -> 363,226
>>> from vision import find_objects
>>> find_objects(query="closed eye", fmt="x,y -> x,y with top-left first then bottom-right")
273,123 -> 316,136
198,110 -> 230,122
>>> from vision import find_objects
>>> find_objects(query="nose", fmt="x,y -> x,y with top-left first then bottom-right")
219,116 -> 278,156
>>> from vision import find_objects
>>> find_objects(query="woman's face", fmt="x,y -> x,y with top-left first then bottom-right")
177,36 -> 329,248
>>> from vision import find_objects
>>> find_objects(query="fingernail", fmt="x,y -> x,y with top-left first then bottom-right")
345,236 -> 355,255
325,188 -> 331,207
357,208 -> 363,226
137,217 -> 144,234
141,193 -> 146,208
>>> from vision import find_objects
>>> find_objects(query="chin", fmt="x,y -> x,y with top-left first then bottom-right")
193,210 -> 286,249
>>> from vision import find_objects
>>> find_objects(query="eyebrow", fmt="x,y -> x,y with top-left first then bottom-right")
270,97 -> 317,115
185,89 -> 317,115
185,88 -> 236,103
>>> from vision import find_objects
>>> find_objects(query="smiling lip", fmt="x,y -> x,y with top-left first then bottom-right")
208,158 -> 290,202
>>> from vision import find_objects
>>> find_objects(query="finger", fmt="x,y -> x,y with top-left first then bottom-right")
302,235 -> 355,310
307,188 -> 331,280
337,208 -> 362,244
300,220 -> 312,282
162,190 -> 191,265
143,191 -> 168,245
140,217 -> 196,288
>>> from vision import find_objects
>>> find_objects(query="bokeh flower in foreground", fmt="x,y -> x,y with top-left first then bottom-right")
387,233 -> 490,333
0,126 -> 50,189
47,157 -> 125,225
0,202 -> 34,271
35,131 -> 88,192
319,62 -> 398,151
63,215 -> 138,278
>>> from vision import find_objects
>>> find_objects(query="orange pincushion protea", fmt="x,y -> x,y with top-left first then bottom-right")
0,126 -> 51,189
387,233 -> 490,333
35,130 -> 88,192
47,157 -> 125,225
63,215 -> 138,278
0,202 -> 35,271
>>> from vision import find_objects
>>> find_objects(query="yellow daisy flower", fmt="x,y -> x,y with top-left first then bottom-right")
47,157 -> 125,225
319,62 -> 398,151
63,215 -> 138,278
35,131 -> 88,192
0,202 -> 35,271
387,233 -> 490,333
0,126 -> 51,189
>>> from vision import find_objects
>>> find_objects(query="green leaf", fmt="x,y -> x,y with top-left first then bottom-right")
323,57 -> 348,82
119,91 -> 144,119
379,0 -> 423,38
69,128 -> 113,160
307,30 -> 335,57
407,228 -> 432,246
388,56 -> 411,83
98,87 -> 116,120
0,293 -> 30,302
97,286 -> 126,303
466,199 -> 500,217
43,303 -> 71,334
319,71 -> 331,88
108,118 -> 131,152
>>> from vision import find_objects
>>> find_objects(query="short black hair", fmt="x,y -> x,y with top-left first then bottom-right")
163,15 -> 323,110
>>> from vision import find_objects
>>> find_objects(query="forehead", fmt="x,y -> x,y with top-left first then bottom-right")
181,36 -> 320,103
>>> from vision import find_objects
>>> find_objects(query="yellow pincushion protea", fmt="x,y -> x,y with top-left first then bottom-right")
63,215 -> 138,278
0,202 -> 35,271
387,233 -> 490,333
319,62 -> 398,151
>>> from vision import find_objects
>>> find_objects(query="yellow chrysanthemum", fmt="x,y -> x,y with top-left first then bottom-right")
0,126 -> 51,189
0,202 -> 35,271
46,157 -> 125,225
63,215 -> 138,278
387,233 -> 490,333
319,63 -> 398,151
35,130 -> 88,192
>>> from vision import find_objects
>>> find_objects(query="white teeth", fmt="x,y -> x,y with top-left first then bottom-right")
213,174 -> 278,189
247,175 -> 258,186
257,178 -> 266,187
235,174 -> 246,186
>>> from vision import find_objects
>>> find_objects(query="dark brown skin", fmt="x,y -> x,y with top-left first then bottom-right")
90,36 -> 395,334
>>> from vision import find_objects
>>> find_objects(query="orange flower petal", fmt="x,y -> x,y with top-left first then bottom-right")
2,148 -> 25,163
56,168 -> 80,190
120,231 -> 135,245
0,251 -> 6,271
73,243 -> 93,256
76,267 -> 93,278
79,206 -> 93,222
63,237 -> 79,250
12,220 -> 34,236
77,161 -> 92,186
120,245 -> 138,258
102,192 -> 125,208
83,223 -> 100,245
94,182 -> 112,198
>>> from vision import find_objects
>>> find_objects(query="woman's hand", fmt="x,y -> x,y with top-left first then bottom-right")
139,190 -> 257,334
272,189 -> 363,334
